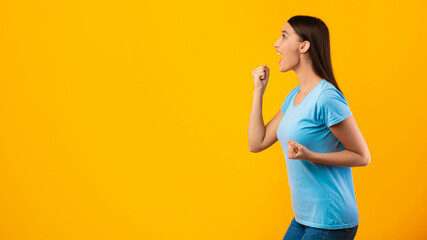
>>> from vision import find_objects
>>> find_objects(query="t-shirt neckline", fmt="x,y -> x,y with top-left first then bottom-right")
291,79 -> 325,108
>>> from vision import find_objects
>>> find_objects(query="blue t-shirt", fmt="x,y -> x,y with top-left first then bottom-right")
276,79 -> 359,229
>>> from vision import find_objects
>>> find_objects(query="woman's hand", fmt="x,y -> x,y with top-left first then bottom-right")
287,139 -> 313,161
252,64 -> 270,91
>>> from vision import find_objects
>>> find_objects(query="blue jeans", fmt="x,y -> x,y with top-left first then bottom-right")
283,217 -> 358,240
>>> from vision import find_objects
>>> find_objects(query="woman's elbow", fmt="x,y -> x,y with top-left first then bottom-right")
249,146 -> 261,153
248,143 -> 264,153
361,154 -> 371,166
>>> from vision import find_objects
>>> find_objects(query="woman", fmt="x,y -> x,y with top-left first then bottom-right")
248,15 -> 370,240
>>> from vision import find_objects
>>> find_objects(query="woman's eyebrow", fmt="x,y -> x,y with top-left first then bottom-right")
281,30 -> 289,35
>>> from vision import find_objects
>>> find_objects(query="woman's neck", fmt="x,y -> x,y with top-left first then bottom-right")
294,56 -> 324,94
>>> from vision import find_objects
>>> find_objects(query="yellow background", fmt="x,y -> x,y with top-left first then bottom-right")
0,0 -> 426,239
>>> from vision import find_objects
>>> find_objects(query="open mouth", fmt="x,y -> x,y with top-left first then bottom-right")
278,52 -> 284,64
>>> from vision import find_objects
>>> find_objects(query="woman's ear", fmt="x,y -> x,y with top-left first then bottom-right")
299,40 -> 310,53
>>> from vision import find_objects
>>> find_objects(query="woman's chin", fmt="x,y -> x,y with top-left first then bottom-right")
279,63 -> 293,72
279,66 -> 288,72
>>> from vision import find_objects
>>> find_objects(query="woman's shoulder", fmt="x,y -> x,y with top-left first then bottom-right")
317,82 -> 346,103
316,88 -> 349,110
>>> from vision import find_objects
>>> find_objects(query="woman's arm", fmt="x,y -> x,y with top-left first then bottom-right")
288,115 -> 370,167
310,115 -> 370,167
308,149 -> 368,167
248,89 -> 266,152
248,88 -> 283,152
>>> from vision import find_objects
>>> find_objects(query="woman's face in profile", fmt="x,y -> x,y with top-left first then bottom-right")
274,22 -> 303,73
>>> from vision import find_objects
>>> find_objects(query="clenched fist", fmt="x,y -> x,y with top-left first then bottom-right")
252,64 -> 270,91
287,139 -> 313,161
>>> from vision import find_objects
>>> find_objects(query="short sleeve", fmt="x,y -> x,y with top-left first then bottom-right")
280,86 -> 298,115
317,88 -> 352,127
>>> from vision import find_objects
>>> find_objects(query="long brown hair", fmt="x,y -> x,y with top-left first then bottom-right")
287,15 -> 344,96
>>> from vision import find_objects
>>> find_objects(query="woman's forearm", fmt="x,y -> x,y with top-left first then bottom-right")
308,149 -> 368,167
248,89 -> 266,152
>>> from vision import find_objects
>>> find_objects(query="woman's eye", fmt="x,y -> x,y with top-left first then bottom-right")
282,35 -> 286,39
